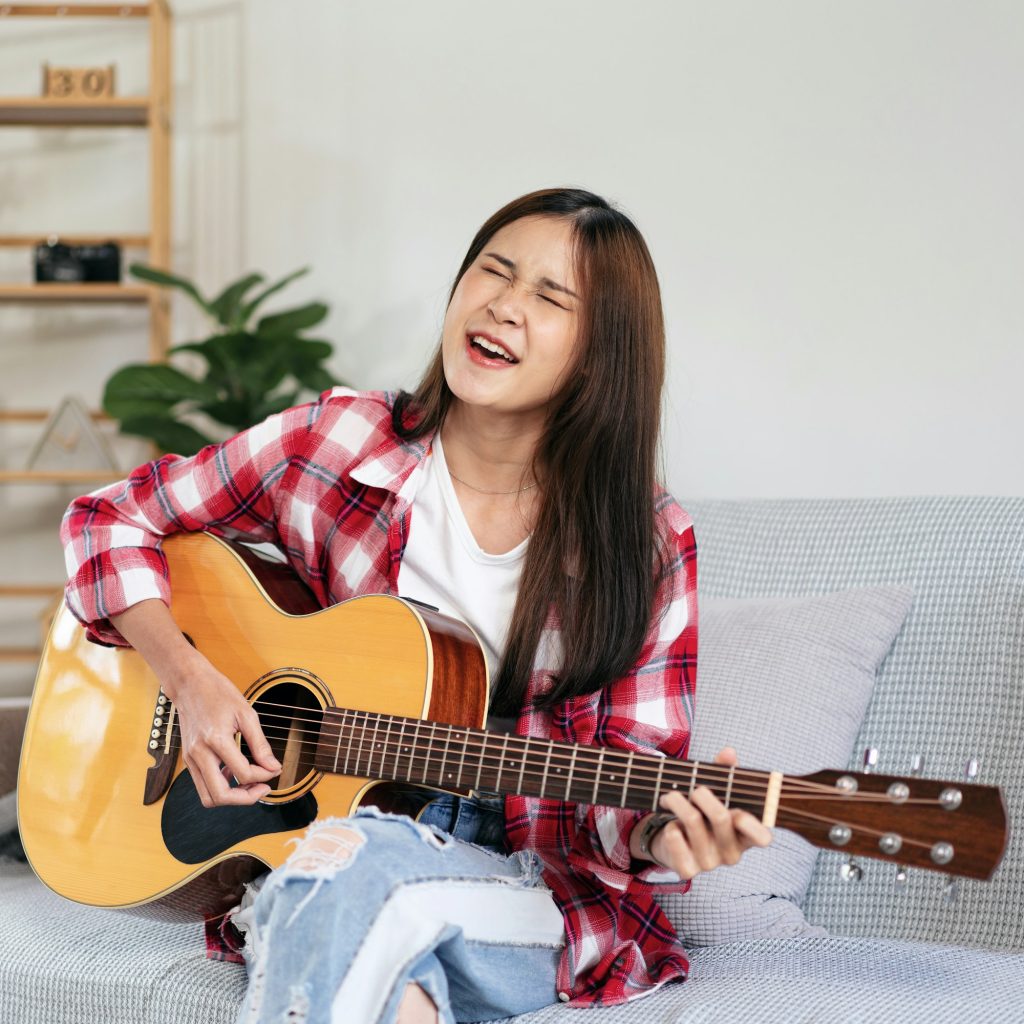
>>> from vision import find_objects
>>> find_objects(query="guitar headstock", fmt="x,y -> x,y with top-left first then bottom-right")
775,768 -> 1008,880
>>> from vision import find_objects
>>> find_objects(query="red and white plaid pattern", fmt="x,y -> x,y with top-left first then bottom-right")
61,387 -> 699,1007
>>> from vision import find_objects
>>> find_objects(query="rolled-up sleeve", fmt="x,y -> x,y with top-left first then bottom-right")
565,523 -> 698,890
59,395 -> 324,647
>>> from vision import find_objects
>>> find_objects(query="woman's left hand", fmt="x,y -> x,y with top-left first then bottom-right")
649,746 -> 773,879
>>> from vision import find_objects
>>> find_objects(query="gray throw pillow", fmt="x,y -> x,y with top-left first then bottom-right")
664,584 -> 914,946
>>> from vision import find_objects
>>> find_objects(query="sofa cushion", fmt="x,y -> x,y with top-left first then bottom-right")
3,861 -> 1022,1023
680,497 -> 1024,953
660,584 -> 913,945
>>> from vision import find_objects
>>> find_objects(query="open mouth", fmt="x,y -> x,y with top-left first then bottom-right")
466,333 -> 519,365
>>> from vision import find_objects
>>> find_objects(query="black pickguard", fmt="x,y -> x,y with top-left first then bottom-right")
162,771 -> 318,864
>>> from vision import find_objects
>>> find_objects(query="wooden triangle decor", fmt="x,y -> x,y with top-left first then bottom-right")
24,396 -> 120,474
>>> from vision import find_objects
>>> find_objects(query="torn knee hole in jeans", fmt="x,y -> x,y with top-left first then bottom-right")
285,824 -> 367,874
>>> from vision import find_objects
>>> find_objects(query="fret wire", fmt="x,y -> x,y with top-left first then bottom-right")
592,748 -> 605,804
518,737 -> 529,793
474,732 -> 484,791
424,720 -> 435,783
540,738 -> 553,798
654,757 -> 665,811
725,764 -> 735,808
498,732 -> 509,794
438,720 -> 450,786
690,760 -> 699,796
379,714 -> 392,782
622,750 -> 635,808
457,728 -> 467,789
394,716 -> 406,780
565,742 -> 578,801
332,713 -> 344,775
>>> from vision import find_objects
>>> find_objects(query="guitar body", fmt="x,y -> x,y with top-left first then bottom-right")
18,532 -> 488,916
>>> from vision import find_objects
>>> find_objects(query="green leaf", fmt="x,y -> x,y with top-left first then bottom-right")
209,273 -> 266,330
286,338 -> 334,365
102,364 -> 219,420
128,262 -> 214,316
197,398 -> 254,432
256,301 -> 328,337
292,364 -> 342,394
238,266 -> 310,325
117,414 -> 216,457
251,389 -> 301,422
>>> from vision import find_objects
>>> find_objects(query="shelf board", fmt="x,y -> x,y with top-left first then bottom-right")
0,585 -> 62,598
0,97 -> 150,127
0,282 -> 150,302
0,648 -> 41,663
0,470 -> 123,483
0,234 -> 150,248
0,4 -> 151,18
0,409 -> 110,422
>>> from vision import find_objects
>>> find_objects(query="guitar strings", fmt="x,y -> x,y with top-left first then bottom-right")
233,701 -> 845,795
156,714 -> 952,810
155,700 -> 953,802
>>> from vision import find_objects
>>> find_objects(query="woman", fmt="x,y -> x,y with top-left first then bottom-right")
61,187 -> 772,1023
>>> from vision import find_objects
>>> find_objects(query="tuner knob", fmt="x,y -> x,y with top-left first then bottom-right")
964,758 -> 980,782
944,877 -> 960,904
862,748 -> 879,774
840,858 -> 863,882
894,865 -> 908,891
910,754 -> 925,776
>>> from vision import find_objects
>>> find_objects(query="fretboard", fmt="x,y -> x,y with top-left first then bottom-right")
314,707 -> 768,815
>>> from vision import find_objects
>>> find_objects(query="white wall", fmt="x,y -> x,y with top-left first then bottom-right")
1,0 -> 1021,693
237,0 -> 1023,501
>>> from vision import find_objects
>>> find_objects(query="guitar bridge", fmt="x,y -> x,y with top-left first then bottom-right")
143,688 -> 178,805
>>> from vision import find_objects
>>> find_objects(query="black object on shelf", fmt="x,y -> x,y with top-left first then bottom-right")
34,238 -> 121,283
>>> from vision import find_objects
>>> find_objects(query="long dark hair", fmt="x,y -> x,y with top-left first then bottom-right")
393,187 -> 668,714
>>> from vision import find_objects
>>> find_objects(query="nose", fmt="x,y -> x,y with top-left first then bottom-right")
487,285 -> 525,326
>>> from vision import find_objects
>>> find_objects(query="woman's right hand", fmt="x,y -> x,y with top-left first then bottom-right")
160,648 -> 282,808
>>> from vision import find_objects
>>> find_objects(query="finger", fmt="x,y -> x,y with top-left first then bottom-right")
193,749 -> 262,807
238,705 -> 283,774
713,746 -> 738,765
733,809 -> 774,848
660,790 -> 720,872
690,786 -> 743,866
654,821 -> 701,880
184,752 -> 215,809
216,731 -> 277,787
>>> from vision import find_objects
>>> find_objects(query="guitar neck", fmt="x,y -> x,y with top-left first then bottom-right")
315,707 -> 767,816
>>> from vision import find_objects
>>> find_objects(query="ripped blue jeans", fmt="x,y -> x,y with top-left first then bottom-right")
231,792 -> 566,1024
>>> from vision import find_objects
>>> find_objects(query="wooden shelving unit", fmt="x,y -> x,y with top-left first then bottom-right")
0,1 -> 173,666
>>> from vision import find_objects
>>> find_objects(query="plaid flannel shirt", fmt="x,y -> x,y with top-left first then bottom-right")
60,387 -> 699,1008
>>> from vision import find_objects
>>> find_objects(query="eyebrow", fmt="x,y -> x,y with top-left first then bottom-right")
483,251 -> 580,299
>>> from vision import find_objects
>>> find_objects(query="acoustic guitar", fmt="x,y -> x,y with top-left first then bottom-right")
18,532 -> 1007,919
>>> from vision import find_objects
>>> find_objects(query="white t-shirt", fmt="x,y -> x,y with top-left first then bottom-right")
396,433 -> 525,735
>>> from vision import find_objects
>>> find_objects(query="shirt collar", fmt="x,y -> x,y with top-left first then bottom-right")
349,427 -> 437,505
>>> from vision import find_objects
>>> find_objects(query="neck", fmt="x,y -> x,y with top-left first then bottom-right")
440,400 -> 543,493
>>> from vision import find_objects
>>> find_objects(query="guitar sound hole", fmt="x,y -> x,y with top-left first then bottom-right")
244,681 -> 325,793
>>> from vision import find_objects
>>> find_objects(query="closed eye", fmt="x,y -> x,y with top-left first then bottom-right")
483,266 -> 566,309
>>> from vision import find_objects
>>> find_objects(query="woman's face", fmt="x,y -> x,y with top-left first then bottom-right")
441,214 -> 581,419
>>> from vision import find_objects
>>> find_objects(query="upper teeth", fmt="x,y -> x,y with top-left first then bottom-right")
471,336 -> 515,362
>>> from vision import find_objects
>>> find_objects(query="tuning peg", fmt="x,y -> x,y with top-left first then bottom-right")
840,858 -> 863,882
862,747 -> 879,773
894,756 -> 925,890
944,877 -> 960,904
942,759 -> 978,903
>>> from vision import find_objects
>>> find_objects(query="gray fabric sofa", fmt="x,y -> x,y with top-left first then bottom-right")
2,496 -> 1023,1023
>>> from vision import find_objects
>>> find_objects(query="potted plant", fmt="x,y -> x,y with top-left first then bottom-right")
102,263 -> 343,456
